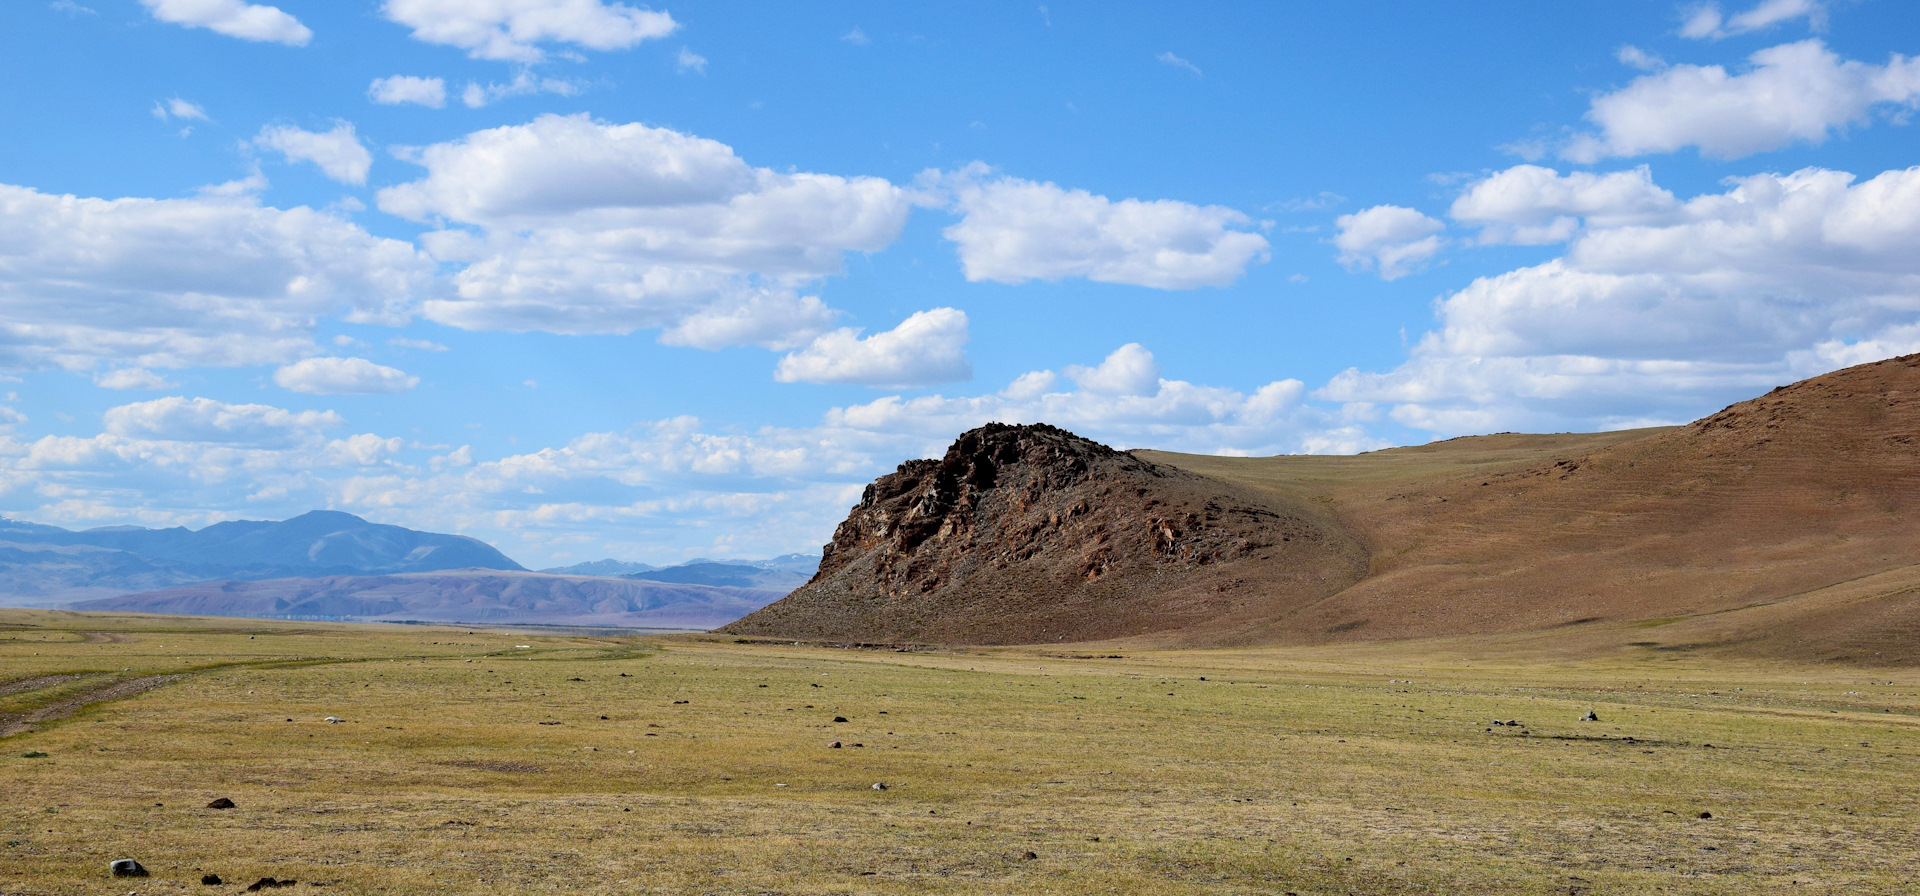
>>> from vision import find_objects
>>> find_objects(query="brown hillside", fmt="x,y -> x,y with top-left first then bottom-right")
733,355 -> 1920,663
721,423 -> 1367,644
1241,353 -> 1920,655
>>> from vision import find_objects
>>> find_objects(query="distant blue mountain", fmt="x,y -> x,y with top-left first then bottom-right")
74,568 -> 780,630
752,553 -> 823,574
0,510 -> 523,604
538,558 -> 659,577
541,553 -> 821,590
0,512 -> 822,628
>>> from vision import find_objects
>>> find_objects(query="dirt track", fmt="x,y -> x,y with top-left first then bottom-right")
0,673 -> 86,698
0,674 -> 183,738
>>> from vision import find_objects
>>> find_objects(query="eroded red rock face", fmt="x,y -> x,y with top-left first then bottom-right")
723,423 -> 1367,645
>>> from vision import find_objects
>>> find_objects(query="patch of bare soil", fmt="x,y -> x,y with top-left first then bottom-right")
0,674 -> 184,738
0,673 -> 87,698
437,760 -> 545,773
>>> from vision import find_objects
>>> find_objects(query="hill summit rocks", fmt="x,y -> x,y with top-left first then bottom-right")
723,422 -> 1367,644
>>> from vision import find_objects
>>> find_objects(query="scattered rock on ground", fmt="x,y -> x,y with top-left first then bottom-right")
206,797 -> 235,809
246,876 -> 296,891
834,716 -> 849,723
202,873 -> 223,885
1698,811 -> 1713,819
109,859 -> 147,878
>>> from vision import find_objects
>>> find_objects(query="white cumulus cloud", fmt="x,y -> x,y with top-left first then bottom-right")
103,396 -> 341,445
775,308 -> 970,388
378,113 -> 910,347
1681,0 -> 1826,40
460,70 -> 583,108
1565,40 -> 1920,162
656,292 -> 837,352
1333,205 -> 1445,279
380,113 -> 758,223
1064,343 -> 1160,396
94,368 -> 177,391
381,0 -> 677,62
1616,45 -> 1665,72
932,164 -> 1270,289
0,183 -> 433,373
253,122 -> 374,185
1322,164 -> 1920,436
273,357 -> 420,394
323,433 -> 405,466
151,97 -> 207,121
368,75 -> 447,108
141,0 -> 310,45
1449,165 -> 1678,244
821,344 -> 1343,456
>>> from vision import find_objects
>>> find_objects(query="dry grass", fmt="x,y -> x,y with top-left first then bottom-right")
4,608 -> 1919,894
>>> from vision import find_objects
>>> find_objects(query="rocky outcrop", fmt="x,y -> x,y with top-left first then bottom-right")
722,423 -> 1367,644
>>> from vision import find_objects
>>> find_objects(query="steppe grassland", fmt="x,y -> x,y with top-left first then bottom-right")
4,609 -> 1919,895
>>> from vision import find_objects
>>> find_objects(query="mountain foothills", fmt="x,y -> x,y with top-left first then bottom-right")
69,571 -> 774,630
731,354 -> 1920,664
0,510 -> 813,627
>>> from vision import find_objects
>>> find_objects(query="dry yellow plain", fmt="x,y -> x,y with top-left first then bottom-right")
4,608 -> 1919,895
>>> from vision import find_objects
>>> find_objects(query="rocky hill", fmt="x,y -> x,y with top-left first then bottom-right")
725,355 -> 1920,663
722,422 -> 1367,644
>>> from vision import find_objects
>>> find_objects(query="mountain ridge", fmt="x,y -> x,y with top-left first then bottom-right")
0,510 -> 522,581
0,510 -> 524,607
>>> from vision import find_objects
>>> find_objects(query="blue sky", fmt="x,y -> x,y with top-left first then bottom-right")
2,0 -> 1918,567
